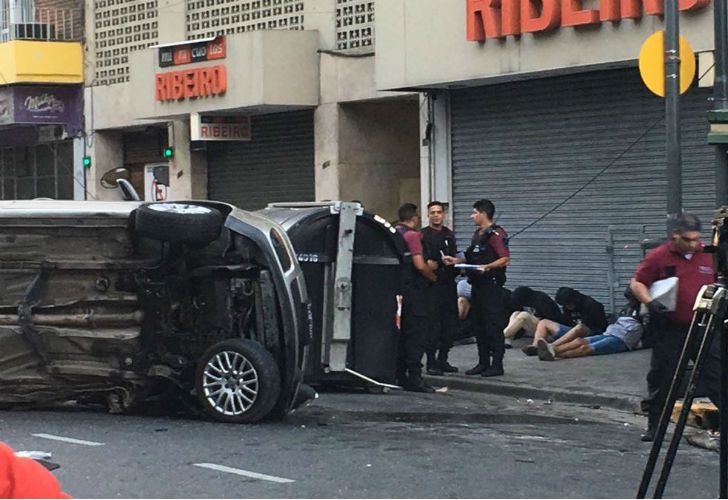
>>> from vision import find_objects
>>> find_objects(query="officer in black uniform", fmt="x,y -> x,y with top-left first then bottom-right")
421,201 -> 460,376
445,199 -> 511,377
395,203 -> 438,392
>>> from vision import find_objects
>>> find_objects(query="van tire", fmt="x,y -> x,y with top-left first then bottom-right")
194,339 -> 281,424
135,203 -> 223,245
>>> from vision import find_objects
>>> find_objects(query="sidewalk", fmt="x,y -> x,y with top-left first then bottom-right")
424,337 -> 650,412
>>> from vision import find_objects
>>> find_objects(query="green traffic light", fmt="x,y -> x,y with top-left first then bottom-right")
163,147 -> 174,159
82,156 -> 91,168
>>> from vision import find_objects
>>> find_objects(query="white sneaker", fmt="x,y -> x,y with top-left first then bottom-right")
537,339 -> 556,361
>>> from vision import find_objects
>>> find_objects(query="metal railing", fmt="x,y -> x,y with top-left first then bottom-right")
0,5 -> 82,42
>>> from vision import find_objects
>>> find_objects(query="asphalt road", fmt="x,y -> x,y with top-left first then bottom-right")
0,388 -> 719,498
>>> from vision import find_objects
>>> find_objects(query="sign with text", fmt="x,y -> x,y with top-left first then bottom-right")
466,0 -> 710,40
0,86 -> 82,129
159,36 -> 226,68
155,65 -> 227,101
191,113 -> 251,141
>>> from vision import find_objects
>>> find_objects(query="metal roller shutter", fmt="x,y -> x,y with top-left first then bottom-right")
207,110 -> 315,210
450,68 -> 715,313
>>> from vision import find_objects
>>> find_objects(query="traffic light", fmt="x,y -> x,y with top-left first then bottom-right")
163,147 -> 174,159
82,156 -> 92,168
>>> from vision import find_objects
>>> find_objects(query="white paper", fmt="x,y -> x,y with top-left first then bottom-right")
454,264 -> 482,270
640,277 -> 679,314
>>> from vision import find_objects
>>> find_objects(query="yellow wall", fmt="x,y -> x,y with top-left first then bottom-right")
0,40 -> 83,84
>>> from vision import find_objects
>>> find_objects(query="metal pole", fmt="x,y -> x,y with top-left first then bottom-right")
715,0 -> 728,206
637,312 -> 702,498
655,312 -> 720,497
665,0 -> 682,236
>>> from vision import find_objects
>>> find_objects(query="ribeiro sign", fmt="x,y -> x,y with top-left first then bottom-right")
466,0 -> 709,40
155,36 -> 227,102
155,66 -> 227,101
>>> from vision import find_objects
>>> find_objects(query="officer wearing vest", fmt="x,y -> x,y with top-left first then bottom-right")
444,199 -> 511,377
421,201 -> 460,376
395,203 -> 438,392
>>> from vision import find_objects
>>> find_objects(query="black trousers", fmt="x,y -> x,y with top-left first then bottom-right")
425,281 -> 459,362
397,284 -> 429,381
471,280 -> 507,365
644,318 -> 723,423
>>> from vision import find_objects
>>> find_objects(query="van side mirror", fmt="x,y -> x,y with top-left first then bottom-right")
117,179 -> 140,201
100,167 -> 141,201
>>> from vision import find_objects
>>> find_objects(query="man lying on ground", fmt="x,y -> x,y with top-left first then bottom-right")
503,286 -> 565,348
536,315 -> 643,360
522,287 -> 607,356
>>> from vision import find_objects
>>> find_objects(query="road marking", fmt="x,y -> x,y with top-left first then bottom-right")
193,463 -> 295,483
32,433 -> 105,446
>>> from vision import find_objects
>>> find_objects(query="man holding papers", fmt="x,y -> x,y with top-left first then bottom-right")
630,213 -> 717,441
444,199 -> 510,377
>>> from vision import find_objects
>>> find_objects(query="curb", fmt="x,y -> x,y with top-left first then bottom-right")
424,374 -> 642,412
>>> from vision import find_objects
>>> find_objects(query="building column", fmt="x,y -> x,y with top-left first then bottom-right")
422,92 -> 452,206
168,119 -> 208,200
314,102 -> 341,202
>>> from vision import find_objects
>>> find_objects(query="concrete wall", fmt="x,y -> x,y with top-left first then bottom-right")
85,130 -> 125,200
304,0 -> 337,50
338,100 -> 420,222
85,83 -> 142,131
375,0 -> 714,89
315,52 -> 421,220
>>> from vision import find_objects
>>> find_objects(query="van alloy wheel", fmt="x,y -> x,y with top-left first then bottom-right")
202,351 -> 259,415
194,338 -> 281,423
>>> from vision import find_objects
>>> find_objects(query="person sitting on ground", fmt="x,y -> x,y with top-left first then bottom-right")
537,289 -> 643,360
503,286 -> 566,348
522,287 -> 608,356
457,278 -> 471,321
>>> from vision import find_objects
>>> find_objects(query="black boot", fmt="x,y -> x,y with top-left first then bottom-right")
440,361 -> 459,373
641,417 -> 657,442
481,355 -> 504,377
465,359 -> 490,376
437,352 -> 458,373
403,373 -> 435,393
426,364 -> 444,376
425,352 -> 437,371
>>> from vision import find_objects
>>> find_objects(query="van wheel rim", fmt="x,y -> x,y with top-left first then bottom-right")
202,351 -> 258,415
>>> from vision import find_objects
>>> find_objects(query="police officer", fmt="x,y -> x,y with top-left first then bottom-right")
445,199 -> 510,377
631,213 -> 723,441
395,203 -> 438,392
421,201 -> 460,376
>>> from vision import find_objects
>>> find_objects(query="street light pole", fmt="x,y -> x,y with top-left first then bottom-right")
665,0 -> 682,235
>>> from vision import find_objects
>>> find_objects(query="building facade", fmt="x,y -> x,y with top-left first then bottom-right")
83,0 -> 420,221
0,0 -> 83,200
375,0 -> 721,312
376,0 -> 716,312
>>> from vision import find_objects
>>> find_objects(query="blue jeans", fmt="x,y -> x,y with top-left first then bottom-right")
551,323 -> 572,341
586,335 -> 628,355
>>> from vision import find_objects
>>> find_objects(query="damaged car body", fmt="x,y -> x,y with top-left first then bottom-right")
0,200 -> 313,423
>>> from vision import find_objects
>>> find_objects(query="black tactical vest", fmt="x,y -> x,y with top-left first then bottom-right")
465,225 -> 507,287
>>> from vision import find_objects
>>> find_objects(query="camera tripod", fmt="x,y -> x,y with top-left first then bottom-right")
637,282 -> 728,498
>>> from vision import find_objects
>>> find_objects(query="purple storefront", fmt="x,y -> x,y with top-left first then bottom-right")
0,85 -> 82,200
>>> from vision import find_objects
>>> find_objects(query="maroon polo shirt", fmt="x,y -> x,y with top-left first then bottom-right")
633,241 -> 714,325
395,224 -> 423,256
488,227 -> 510,259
